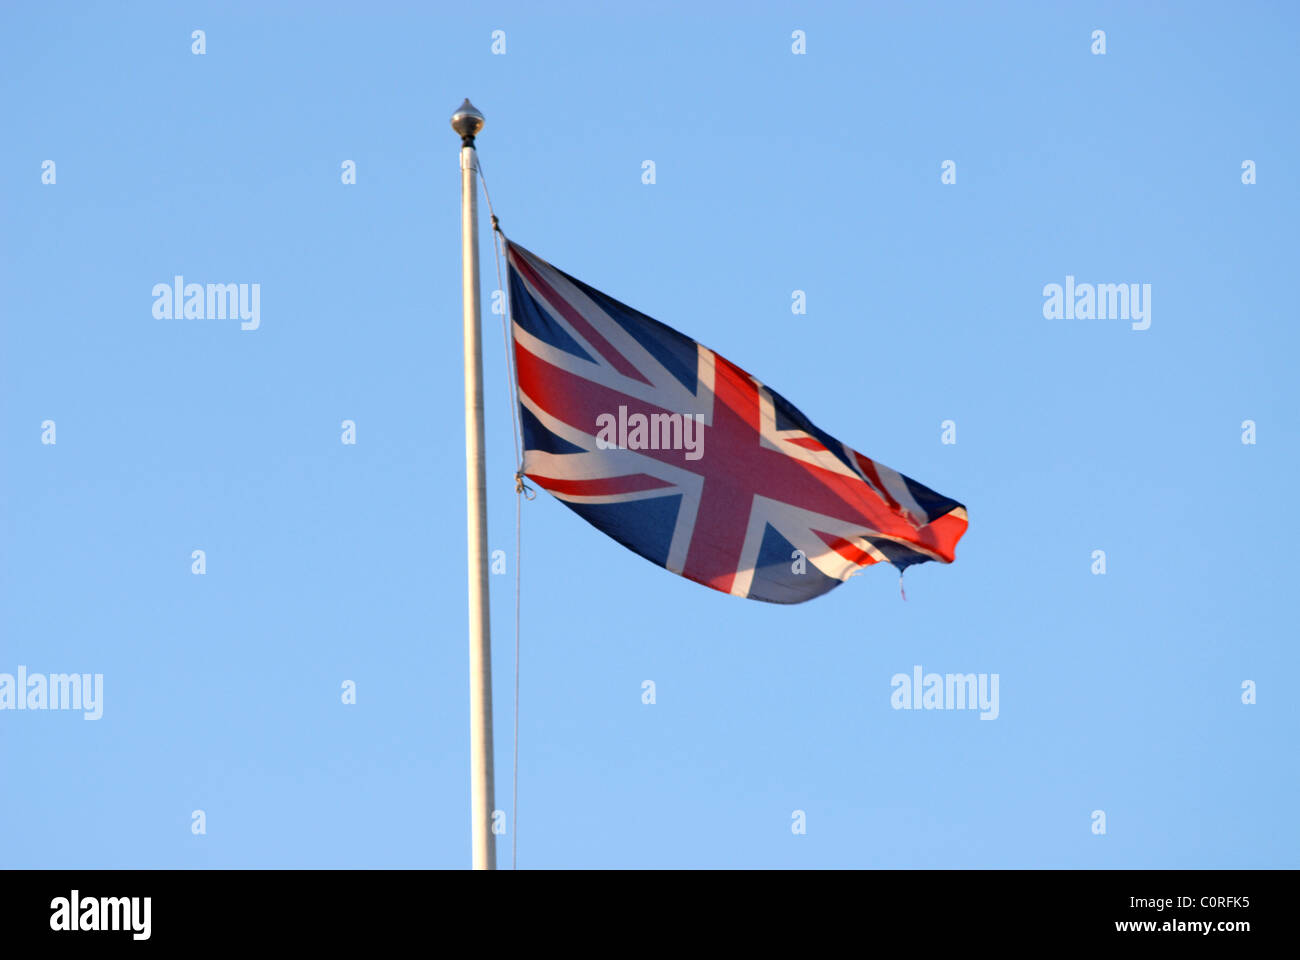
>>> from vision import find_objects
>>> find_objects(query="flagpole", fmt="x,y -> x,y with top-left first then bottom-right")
452,98 -> 496,871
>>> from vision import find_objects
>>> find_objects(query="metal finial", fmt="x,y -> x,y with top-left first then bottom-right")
451,98 -> 485,144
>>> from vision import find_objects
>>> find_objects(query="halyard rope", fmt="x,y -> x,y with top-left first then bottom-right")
476,156 -> 527,870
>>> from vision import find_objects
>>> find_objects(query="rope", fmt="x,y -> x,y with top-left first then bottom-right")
476,156 -> 524,467
477,154 -> 528,870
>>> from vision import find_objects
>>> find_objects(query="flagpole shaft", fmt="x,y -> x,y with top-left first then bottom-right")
459,130 -> 496,870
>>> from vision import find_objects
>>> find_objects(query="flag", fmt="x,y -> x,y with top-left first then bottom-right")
507,241 -> 968,604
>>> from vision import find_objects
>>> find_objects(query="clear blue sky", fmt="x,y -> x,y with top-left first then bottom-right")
2,1 -> 1296,868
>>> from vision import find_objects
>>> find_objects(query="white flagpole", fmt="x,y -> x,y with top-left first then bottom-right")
452,98 -> 496,870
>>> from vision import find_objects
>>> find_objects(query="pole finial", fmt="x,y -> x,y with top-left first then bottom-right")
451,98 -> 485,145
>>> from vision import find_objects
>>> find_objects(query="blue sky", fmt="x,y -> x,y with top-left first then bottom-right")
2,0 -> 1296,868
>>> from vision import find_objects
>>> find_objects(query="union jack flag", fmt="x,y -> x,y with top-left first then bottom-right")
508,241 -> 968,604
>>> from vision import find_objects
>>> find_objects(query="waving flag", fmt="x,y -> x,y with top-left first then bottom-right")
508,241 -> 968,604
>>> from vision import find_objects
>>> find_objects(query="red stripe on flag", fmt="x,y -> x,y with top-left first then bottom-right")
918,512 -> 967,564
510,246 -> 652,386
853,452 -> 902,513
528,473 -> 672,497
787,436 -> 825,451
814,531 -> 882,567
